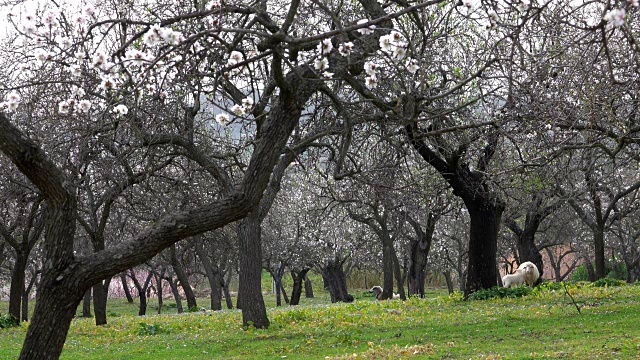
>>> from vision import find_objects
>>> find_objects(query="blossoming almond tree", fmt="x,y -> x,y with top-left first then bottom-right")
0,0 -> 450,357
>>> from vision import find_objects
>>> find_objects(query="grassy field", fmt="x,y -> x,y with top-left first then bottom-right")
1,284 -> 640,359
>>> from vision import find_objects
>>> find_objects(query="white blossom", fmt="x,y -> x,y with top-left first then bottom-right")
338,42 -> 354,56
631,0 -> 640,7
92,51 -> 107,69
365,75 -> 378,88
58,100 -> 71,114
70,65 -> 82,77
406,59 -> 419,74
56,36 -> 72,50
6,91 -> 21,104
74,14 -> 87,25
84,5 -> 96,16
379,34 -> 393,54
357,19 -> 375,35
21,20 -> 37,35
77,99 -> 91,113
393,46 -> 407,60
231,104 -> 245,115
323,71 -> 334,78
314,57 -> 329,71
604,8 -> 626,28
364,61 -> 377,76
34,48 -> 52,62
317,39 -> 333,54
516,0 -> 529,12
228,51 -> 243,66
215,113 -> 229,125
99,76 -> 116,91
113,104 -> 128,116
241,97 -> 254,110
143,24 -> 163,46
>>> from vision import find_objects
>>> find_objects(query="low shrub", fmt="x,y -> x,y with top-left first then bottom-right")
467,286 -> 532,300
136,322 -> 162,336
0,313 -> 19,329
591,277 -> 625,288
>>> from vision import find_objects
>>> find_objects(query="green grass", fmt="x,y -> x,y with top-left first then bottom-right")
2,285 -> 640,359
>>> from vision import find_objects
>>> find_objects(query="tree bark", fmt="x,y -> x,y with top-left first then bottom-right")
170,244 -> 197,310
120,273 -> 134,303
304,274 -> 314,298
321,257 -> 354,303
289,268 -> 310,305
165,275 -> 184,313
236,212 -> 269,327
8,250 -> 27,321
82,289 -> 92,318
194,238 -> 223,310
92,277 -> 111,326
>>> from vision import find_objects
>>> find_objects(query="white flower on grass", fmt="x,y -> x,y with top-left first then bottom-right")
338,42 -> 354,56
113,104 -> 128,116
357,19 -> 375,35
228,51 -> 243,66
317,39 -> 333,54
604,8 -> 626,28
231,104 -> 245,115
215,113 -> 229,125
406,59 -> 419,74
314,57 -> 329,71
364,61 -> 377,76
58,100 -> 71,114
323,71 -> 334,78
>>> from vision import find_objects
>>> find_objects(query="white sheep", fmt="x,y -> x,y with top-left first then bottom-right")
502,269 -> 526,288
369,286 -> 400,300
502,261 -> 540,288
517,261 -> 540,286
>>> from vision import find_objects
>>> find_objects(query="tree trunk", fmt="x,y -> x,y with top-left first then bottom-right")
18,279 -> 84,360
82,289 -> 92,318
170,244 -> 197,310
585,257 -> 596,281
155,273 -> 163,314
120,273 -> 134,303
236,212 -> 269,328
92,277 -> 111,326
195,239 -> 223,310
289,268 -> 310,305
464,199 -> 504,298
304,274 -> 314,298
322,257 -> 353,303
381,237 -> 395,300
21,272 -> 36,322
165,275 -> 184,313
443,271 -> 454,294
392,249 -> 406,300
408,239 -> 429,297
594,228 -> 606,280
8,250 -> 27,321
223,270 -> 234,309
